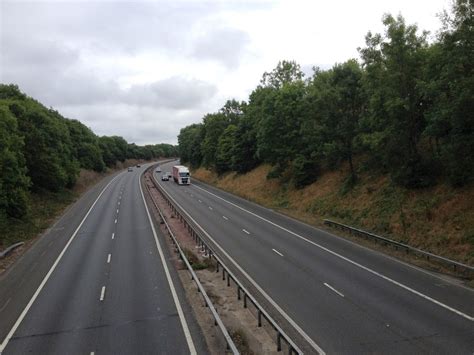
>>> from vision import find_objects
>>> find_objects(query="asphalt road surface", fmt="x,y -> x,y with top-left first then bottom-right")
156,161 -> 474,354
0,164 -> 200,354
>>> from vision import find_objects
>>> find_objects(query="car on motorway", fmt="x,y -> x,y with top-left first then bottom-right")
127,167 -> 133,172
161,174 -> 169,181
136,164 -> 141,168
156,167 -> 161,173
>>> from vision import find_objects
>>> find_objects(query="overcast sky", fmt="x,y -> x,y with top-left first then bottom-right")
1,0 -> 450,145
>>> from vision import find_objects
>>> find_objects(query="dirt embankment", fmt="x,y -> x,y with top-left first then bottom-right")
192,164 -> 474,267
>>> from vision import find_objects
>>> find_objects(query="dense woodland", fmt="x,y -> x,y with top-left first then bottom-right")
0,84 -> 177,227
178,1 -> 473,191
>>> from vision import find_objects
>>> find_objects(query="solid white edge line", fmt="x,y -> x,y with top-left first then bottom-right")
0,173 -> 123,353
155,176 -> 325,354
139,176 -> 197,354
193,184 -> 474,322
100,286 -> 106,301
272,248 -> 284,257
324,283 -> 345,298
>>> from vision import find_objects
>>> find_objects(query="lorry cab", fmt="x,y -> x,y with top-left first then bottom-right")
172,165 -> 191,185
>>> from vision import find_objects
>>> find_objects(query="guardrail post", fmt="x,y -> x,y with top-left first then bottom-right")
258,310 -> 262,327
243,293 -> 247,308
227,273 -> 230,287
237,287 -> 241,300
222,268 -> 226,280
277,332 -> 282,351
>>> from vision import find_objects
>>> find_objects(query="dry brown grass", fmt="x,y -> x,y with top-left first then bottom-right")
192,165 -> 474,265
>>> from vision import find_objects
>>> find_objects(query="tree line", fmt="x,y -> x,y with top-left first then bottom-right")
0,84 -> 177,223
178,1 -> 473,191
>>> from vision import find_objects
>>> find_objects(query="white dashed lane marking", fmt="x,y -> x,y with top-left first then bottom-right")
100,286 -> 106,301
272,248 -> 284,257
324,283 -> 345,297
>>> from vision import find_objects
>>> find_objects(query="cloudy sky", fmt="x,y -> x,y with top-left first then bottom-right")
1,0 -> 450,145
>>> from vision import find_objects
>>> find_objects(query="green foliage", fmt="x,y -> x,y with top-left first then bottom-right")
359,14 -> 434,188
0,105 -> 30,218
0,83 -> 172,244
257,80 -> 307,166
261,60 -> 305,88
16,103 -> 79,191
177,7 -> 472,190
424,0 -> 474,186
66,119 -> 105,172
215,125 -> 237,174
178,124 -> 204,167
291,154 -> 320,188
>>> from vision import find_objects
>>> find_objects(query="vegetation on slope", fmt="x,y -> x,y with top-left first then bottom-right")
193,164 -> 474,265
0,85 -> 177,248
178,1 -> 473,191
177,1 -> 473,264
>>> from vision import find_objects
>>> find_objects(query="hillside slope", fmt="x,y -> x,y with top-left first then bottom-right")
193,165 -> 474,266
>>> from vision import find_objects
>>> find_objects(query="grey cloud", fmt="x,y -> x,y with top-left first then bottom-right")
0,0 -> 262,145
1,1 -> 243,56
192,27 -> 250,69
125,77 -> 217,109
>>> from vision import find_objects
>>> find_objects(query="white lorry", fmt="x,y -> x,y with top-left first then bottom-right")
172,165 -> 191,185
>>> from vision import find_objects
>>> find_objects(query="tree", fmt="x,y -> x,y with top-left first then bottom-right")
424,0 -> 474,186
215,125 -> 237,174
312,60 -> 365,181
359,14 -> 433,187
256,80 -> 307,169
66,119 -> 105,172
0,105 -> 30,219
200,100 -> 245,169
261,60 -> 305,89
178,124 -> 203,167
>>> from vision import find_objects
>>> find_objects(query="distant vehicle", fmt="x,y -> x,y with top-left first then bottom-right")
156,167 -> 161,173
172,165 -> 190,185
127,167 -> 133,172
161,174 -> 169,181
136,164 -> 141,168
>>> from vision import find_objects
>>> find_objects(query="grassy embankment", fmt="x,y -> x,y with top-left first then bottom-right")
193,164 -> 474,267
0,159 -> 146,249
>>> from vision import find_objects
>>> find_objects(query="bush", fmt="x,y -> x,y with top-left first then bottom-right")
291,155 -> 320,188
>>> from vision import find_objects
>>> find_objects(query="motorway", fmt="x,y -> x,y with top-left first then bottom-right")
0,164 -> 202,354
156,161 -> 474,354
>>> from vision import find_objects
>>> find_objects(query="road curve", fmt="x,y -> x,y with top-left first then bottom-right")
0,163 -> 200,354
156,161 -> 474,354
